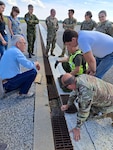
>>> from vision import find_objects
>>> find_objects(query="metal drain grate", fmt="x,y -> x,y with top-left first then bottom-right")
47,84 -> 59,100
60,95 -> 78,114
39,29 -> 73,150
51,116 -> 73,150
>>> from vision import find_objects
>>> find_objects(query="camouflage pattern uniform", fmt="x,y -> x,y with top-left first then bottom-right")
96,20 -> 113,37
80,19 -> 97,30
67,74 -> 113,128
24,13 -> 39,57
60,18 -> 77,56
45,16 -> 59,55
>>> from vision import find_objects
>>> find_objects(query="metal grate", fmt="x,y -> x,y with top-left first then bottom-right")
47,84 -> 59,100
60,95 -> 78,114
51,116 -> 73,150
39,29 -> 74,150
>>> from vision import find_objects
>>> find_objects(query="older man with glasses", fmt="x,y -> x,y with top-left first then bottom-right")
0,34 -> 40,99
61,73 -> 113,141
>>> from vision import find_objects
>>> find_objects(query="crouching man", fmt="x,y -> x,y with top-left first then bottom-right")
61,73 -> 113,141
0,35 -> 40,99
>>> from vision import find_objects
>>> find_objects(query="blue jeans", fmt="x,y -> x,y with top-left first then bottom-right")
95,52 -> 113,78
3,69 -> 37,94
0,34 -> 8,58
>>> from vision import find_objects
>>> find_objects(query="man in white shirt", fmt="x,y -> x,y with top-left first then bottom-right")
63,30 -> 113,78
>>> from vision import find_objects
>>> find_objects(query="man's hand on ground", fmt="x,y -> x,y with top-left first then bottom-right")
70,128 -> 80,141
61,104 -> 69,111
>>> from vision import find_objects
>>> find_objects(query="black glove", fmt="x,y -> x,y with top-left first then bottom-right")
54,60 -> 59,68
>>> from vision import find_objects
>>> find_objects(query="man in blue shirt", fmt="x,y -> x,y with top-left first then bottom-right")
0,35 -> 40,99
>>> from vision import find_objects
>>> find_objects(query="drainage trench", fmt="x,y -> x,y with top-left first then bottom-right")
39,30 -> 74,150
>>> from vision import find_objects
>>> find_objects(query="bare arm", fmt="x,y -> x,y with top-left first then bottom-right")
34,61 -> 40,70
83,51 -> 96,75
70,66 -> 80,76
58,57 -> 69,63
8,18 -> 14,36
0,33 -> 7,46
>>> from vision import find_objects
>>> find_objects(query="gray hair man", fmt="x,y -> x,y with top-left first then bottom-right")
0,35 -> 40,99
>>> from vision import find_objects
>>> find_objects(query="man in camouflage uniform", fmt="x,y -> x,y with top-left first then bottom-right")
96,10 -> 113,37
59,9 -> 77,57
61,73 -> 113,141
80,11 -> 97,30
24,4 -> 39,58
45,9 -> 59,57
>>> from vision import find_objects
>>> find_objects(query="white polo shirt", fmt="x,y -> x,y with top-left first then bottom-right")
78,30 -> 113,58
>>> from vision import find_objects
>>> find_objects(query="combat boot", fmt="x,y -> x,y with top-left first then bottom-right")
58,45 -> 66,57
29,53 -> 32,58
51,52 -> 55,56
51,49 -> 55,56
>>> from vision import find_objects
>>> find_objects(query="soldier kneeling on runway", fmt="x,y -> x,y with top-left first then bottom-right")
61,73 -> 113,141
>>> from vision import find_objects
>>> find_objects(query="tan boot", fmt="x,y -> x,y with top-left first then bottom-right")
106,112 -> 113,126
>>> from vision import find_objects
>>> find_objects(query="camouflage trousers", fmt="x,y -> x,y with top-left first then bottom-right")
89,105 -> 113,121
27,32 -> 36,54
60,44 -> 70,56
46,33 -> 56,53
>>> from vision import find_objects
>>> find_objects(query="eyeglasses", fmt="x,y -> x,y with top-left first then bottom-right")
62,84 -> 70,89
19,42 -> 26,44
62,76 -> 76,88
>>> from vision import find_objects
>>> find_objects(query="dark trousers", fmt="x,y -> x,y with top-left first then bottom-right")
0,34 -> 8,58
3,69 -> 37,94
27,32 -> 36,54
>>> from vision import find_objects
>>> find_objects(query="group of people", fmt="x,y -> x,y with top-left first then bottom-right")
44,7 -> 113,142
0,2 -> 39,59
45,9 -> 113,58
0,1 -> 40,99
0,0 -> 113,143
56,11 -> 113,141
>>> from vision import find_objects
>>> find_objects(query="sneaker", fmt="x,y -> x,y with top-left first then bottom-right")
17,92 -> 35,99
0,89 -> 19,99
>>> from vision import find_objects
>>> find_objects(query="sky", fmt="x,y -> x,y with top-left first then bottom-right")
3,0 -> 113,22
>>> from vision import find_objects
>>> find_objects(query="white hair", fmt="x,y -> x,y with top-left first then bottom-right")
11,34 -> 25,46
